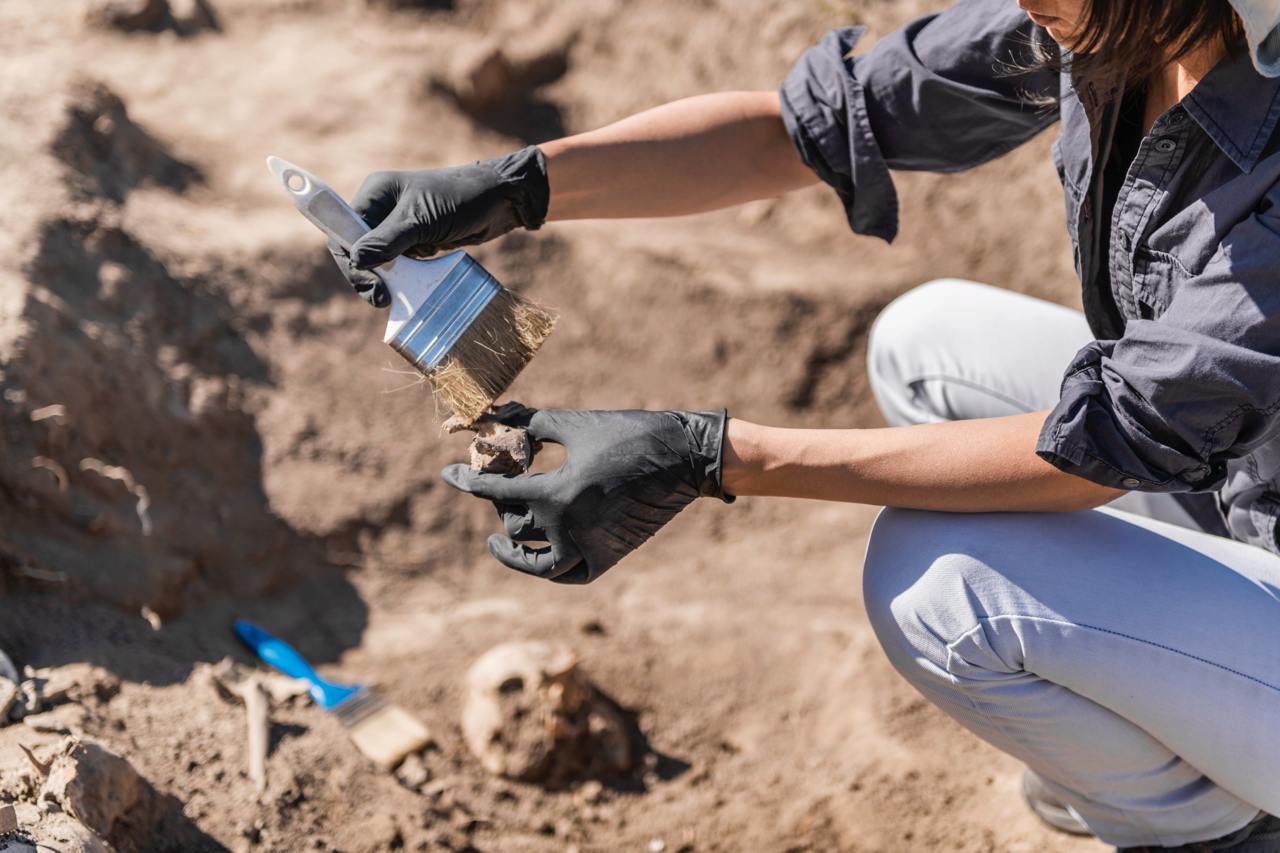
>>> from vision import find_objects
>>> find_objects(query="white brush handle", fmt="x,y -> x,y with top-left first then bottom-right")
266,156 -> 372,251
267,155 -> 463,343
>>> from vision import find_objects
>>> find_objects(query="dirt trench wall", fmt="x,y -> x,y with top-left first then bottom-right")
0,77 -> 330,616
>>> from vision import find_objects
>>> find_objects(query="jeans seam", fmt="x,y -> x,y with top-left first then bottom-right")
940,629 -> 1116,831
906,374 -> 1039,414
940,621 -> 1204,847
953,614 -> 1280,694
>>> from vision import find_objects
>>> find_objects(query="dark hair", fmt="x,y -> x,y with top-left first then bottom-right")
1034,0 -> 1245,85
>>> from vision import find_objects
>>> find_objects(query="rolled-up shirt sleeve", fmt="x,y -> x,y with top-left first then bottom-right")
1037,205 -> 1280,493
779,0 -> 1059,242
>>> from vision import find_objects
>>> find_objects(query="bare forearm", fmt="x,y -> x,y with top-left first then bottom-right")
722,410 -> 1126,512
540,91 -> 817,220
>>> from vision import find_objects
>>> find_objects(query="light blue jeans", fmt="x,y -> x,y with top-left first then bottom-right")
862,280 -> 1280,848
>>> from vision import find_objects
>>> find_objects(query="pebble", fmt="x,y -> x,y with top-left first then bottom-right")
23,705 -> 88,734
575,779 -> 604,804
394,752 -> 430,790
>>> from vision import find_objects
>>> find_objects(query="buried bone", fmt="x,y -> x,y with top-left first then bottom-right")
462,641 -> 634,785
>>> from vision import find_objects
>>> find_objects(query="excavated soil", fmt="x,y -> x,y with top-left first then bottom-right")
0,0 -> 1101,850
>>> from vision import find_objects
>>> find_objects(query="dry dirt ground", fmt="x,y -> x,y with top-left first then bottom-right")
0,0 -> 1106,850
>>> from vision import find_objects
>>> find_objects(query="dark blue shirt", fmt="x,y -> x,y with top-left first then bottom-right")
780,0 -> 1280,553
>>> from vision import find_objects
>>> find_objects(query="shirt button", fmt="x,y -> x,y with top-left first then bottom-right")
1154,138 -> 1177,153
1169,112 -> 1186,125
1122,477 -> 1141,488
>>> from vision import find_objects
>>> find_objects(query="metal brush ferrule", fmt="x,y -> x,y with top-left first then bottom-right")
388,254 -> 500,372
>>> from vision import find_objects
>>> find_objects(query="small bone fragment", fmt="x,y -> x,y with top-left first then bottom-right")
30,457 -> 69,492
30,405 -> 67,423
79,458 -> 152,536
204,660 -> 270,793
18,744 -> 52,778
445,404 -> 537,474
241,681 -> 269,794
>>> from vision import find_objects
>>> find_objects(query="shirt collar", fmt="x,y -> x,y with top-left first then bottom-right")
1183,47 -> 1280,172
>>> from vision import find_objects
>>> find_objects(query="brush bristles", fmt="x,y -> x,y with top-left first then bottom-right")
428,288 -> 557,423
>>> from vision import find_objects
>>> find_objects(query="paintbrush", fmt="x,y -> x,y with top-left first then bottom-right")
267,156 -> 556,423
233,619 -> 431,770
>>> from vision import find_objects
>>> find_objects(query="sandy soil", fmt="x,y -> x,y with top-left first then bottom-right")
0,0 -> 1104,850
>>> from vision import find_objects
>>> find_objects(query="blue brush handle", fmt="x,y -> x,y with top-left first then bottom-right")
232,619 -> 361,711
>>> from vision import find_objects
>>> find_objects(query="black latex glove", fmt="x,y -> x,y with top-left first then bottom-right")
442,405 -> 735,584
328,145 -> 550,308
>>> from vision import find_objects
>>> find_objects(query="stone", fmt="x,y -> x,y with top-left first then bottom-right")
461,641 -> 635,786
40,738 -> 154,841
394,752 -> 430,790
10,680 -> 40,721
35,664 -> 121,706
23,705 -> 88,734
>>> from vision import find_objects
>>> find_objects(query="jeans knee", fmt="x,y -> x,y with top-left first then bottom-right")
867,278 -> 983,426
862,507 -> 997,682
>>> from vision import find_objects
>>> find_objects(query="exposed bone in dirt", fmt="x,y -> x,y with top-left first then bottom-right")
463,641 -> 634,786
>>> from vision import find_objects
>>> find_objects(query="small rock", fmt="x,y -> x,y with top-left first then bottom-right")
83,0 -> 169,31
0,803 -> 16,833
24,705 -> 88,734
575,779 -> 604,804
38,664 -> 121,705
11,679 -> 41,721
41,738 -> 155,841
648,839 -> 666,853
395,752 -> 430,790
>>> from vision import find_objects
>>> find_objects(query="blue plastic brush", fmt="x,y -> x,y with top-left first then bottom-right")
233,619 -> 430,769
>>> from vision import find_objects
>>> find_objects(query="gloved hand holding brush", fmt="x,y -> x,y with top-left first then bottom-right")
329,146 -> 550,307
442,404 -> 734,583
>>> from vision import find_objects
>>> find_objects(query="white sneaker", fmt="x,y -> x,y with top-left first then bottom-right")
1022,768 -> 1093,837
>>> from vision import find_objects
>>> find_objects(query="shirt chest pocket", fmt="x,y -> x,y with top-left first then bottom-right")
1130,248 -> 1184,319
